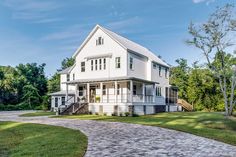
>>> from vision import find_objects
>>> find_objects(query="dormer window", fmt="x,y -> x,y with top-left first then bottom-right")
96,37 -> 104,45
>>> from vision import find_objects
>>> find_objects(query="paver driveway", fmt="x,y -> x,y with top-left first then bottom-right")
0,111 -> 236,157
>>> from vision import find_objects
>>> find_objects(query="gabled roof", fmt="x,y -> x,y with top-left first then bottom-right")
72,24 -> 169,67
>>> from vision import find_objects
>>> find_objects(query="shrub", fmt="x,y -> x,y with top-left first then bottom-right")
95,112 -> 99,115
103,112 -> 107,116
132,113 -> 139,117
88,111 -> 92,115
119,112 -> 123,117
111,112 -> 117,116
124,112 -> 130,117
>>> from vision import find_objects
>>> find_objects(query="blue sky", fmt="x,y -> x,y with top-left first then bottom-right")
0,0 -> 235,77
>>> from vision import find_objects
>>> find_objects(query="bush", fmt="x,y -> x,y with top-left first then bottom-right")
119,112 -> 123,117
95,112 -> 99,115
124,112 -> 130,117
132,113 -> 139,117
111,112 -> 117,116
103,112 -> 107,116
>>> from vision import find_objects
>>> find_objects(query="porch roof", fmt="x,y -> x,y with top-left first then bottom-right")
48,90 -> 75,96
64,76 -> 159,85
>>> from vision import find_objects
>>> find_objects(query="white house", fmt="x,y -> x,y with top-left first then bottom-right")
49,24 -> 180,115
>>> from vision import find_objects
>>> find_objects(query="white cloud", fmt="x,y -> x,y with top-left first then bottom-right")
192,0 -> 215,4
2,0 -> 62,23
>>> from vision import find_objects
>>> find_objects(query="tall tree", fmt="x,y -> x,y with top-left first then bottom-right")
22,85 -> 40,109
60,57 -> 75,70
170,58 -> 189,100
187,4 -> 236,116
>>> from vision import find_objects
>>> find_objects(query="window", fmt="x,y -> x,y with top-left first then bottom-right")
165,68 -> 168,78
91,60 -> 93,71
129,57 -> 133,70
99,59 -> 102,70
159,66 -> 162,76
79,86 -> 83,96
115,57 -> 121,68
55,97 -> 58,107
61,97 -> 65,105
81,62 -> 85,72
153,63 -> 157,69
102,85 -> 106,95
95,60 -> 98,70
66,74 -> 70,81
96,37 -> 104,45
73,74 -> 75,80
117,84 -> 120,95
156,87 -> 162,96
103,58 -> 106,70
133,85 -> 137,95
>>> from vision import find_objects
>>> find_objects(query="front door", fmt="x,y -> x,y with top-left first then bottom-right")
90,87 -> 96,103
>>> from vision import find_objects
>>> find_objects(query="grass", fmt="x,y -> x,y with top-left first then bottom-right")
20,111 -> 55,117
53,112 -> 236,146
0,121 -> 87,157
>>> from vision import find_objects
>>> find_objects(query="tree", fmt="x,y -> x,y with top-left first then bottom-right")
48,57 -> 75,94
187,4 -> 236,116
60,57 -> 75,70
22,85 -> 40,109
170,58 -> 189,100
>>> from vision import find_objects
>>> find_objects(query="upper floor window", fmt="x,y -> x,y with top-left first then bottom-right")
99,59 -> 102,70
156,87 -> 162,96
96,37 -> 104,45
165,68 -> 168,78
129,57 -> 134,70
103,58 -> 106,70
81,62 -> 85,72
91,60 -> 93,71
73,73 -> 75,80
159,66 -> 162,77
95,60 -> 98,70
115,57 -> 121,68
66,74 -> 70,81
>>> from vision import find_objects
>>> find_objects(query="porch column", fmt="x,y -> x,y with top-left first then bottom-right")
66,84 -> 68,101
87,83 -> 90,103
130,80 -> 133,103
100,82 -> 103,103
74,84 -> 77,103
153,83 -> 156,103
142,83 -> 145,103
115,81 -> 118,103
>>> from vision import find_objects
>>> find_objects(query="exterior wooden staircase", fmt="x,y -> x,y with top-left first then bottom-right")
59,102 -> 89,115
177,99 -> 193,112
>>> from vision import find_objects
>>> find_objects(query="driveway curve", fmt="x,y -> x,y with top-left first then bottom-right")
0,111 -> 236,157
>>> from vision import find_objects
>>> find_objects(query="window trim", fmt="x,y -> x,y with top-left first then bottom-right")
95,60 -> 98,70
99,59 -> 102,70
55,97 -> 58,107
66,74 -> 70,81
115,57 -> 121,69
91,60 -> 93,71
81,62 -> 85,72
129,57 -> 134,70
61,97 -> 65,106
156,87 -> 162,97
103,58 -> 106,70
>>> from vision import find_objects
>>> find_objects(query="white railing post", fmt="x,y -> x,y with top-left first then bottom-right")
100,82 -> 103,103
130,80 -> 133,103
142,83 -> 145,103
87,83 -> 90,103
66,84 -> 69,102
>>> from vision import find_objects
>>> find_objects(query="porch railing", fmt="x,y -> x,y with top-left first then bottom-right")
77,94 -> 154,103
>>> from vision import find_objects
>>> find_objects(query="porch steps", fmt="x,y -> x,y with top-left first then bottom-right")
177,99 -> 193,112
60,103 -> 88,115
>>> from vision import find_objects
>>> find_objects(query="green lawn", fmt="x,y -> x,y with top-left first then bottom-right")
53,112 -> 236,145
0,121 -> 87,157
20,111 -> 55,117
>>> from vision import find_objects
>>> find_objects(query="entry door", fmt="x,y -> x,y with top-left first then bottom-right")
90,88 -> 96,103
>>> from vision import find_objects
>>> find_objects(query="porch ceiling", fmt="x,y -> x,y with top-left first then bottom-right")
63,76 -> 159,85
